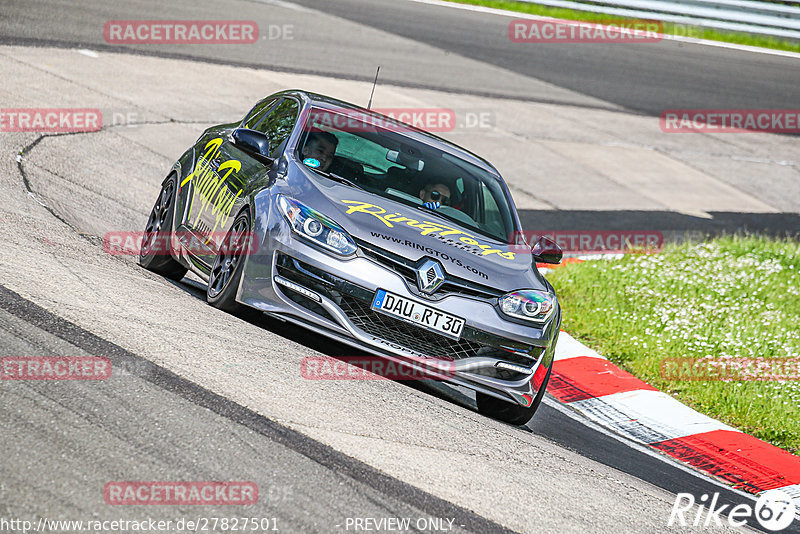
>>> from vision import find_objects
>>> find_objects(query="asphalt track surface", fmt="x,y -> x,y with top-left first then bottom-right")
0,283 -> 770,533
0,285 -> 510,534
0,0 -> 797,235
0,0 -> 798,532
287,0 -> 800,115
2,0 -> 799,114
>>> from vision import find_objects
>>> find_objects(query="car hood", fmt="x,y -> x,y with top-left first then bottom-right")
289,169 -> 547,292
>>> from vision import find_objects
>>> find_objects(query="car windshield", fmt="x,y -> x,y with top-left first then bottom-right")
296,107 -> 516,243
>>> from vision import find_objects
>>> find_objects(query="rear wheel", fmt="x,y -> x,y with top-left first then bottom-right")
476,364 -> 552,425
207,210 -> 252,314
139,176 -> 188,281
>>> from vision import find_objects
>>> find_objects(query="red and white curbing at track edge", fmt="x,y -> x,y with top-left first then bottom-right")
539,260 -> 800,500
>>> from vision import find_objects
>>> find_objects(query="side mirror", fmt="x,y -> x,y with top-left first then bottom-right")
532,235 -> 562,265
231,128 -> 273,164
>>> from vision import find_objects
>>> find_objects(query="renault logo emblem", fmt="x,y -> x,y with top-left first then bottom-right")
416,259 -> 445,294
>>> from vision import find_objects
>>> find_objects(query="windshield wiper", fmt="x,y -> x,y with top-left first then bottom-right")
413,204 -> 506,243
412,204 -> 478,231
413,203 -> 452,223
329,172 -> 365,190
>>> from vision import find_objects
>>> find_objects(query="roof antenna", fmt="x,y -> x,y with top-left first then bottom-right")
367,66 -> 381,110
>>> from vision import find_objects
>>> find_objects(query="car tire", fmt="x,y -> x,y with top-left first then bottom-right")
476,364 -> 552,426
206,209 -> 253,314
139,175 -> 188,281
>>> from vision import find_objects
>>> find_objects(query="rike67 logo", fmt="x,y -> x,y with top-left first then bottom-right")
668,489 -> 797,531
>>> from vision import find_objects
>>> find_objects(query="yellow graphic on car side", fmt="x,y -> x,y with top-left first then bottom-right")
181,138 -> 243,235
341,200 -> 515,260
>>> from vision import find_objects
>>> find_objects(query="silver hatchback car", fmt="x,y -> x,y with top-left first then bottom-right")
140,90 -> 563,425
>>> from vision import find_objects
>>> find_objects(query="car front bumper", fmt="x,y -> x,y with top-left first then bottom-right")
238,204 -> 559,407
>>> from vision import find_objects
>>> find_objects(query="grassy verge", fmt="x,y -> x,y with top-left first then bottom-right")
547,236 -> 800,455
447,0 -> 800,53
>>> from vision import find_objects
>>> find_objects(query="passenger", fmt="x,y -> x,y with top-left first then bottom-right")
300,131 -> 338,172
419,182 -> 451,210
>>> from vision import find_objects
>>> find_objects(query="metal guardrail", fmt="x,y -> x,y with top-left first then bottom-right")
519,0 -> 800,39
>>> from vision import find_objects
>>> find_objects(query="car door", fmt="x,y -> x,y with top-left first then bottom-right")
182,97 -> 280,238
182,97 -> 300,269
181,132 -> 248,266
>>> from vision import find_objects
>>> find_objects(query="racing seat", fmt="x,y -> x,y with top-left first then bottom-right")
386,166 -> 423,197
329,156 -> 365,183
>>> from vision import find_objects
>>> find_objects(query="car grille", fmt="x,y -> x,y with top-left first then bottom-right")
338,294 -> 484,361
356,239 -> 503,302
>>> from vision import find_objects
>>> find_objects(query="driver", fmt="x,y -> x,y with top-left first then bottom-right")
300,131 -> 338,172
419,182 -> 451,210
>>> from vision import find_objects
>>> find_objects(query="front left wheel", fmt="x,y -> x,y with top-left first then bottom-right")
139,176 -> 188,281
207,210 -> 252,314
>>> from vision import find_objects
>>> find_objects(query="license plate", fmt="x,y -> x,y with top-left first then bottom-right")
371,289 -> 465,339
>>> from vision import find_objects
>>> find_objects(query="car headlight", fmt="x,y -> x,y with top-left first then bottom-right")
498,290 -> 556,324
277,195 -> 357,256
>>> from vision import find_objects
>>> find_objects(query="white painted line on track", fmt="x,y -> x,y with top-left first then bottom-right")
570,389 -> 737,442
775,485 -> 800,522
542,395 -> 762,502
554,331 -> 606,361
407,0 -> 800,59
250,0 -> 314,12
784,485 -> 800,500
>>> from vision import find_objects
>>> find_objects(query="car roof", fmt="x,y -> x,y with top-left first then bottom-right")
273,89 -> 502,178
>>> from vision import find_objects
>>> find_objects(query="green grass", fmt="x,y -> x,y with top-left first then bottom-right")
547,236 -> 800,455
447,0 -> 800,53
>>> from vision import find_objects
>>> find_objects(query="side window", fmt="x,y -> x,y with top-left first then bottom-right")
248,98 -> 299,157
243,98 -> 278,129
